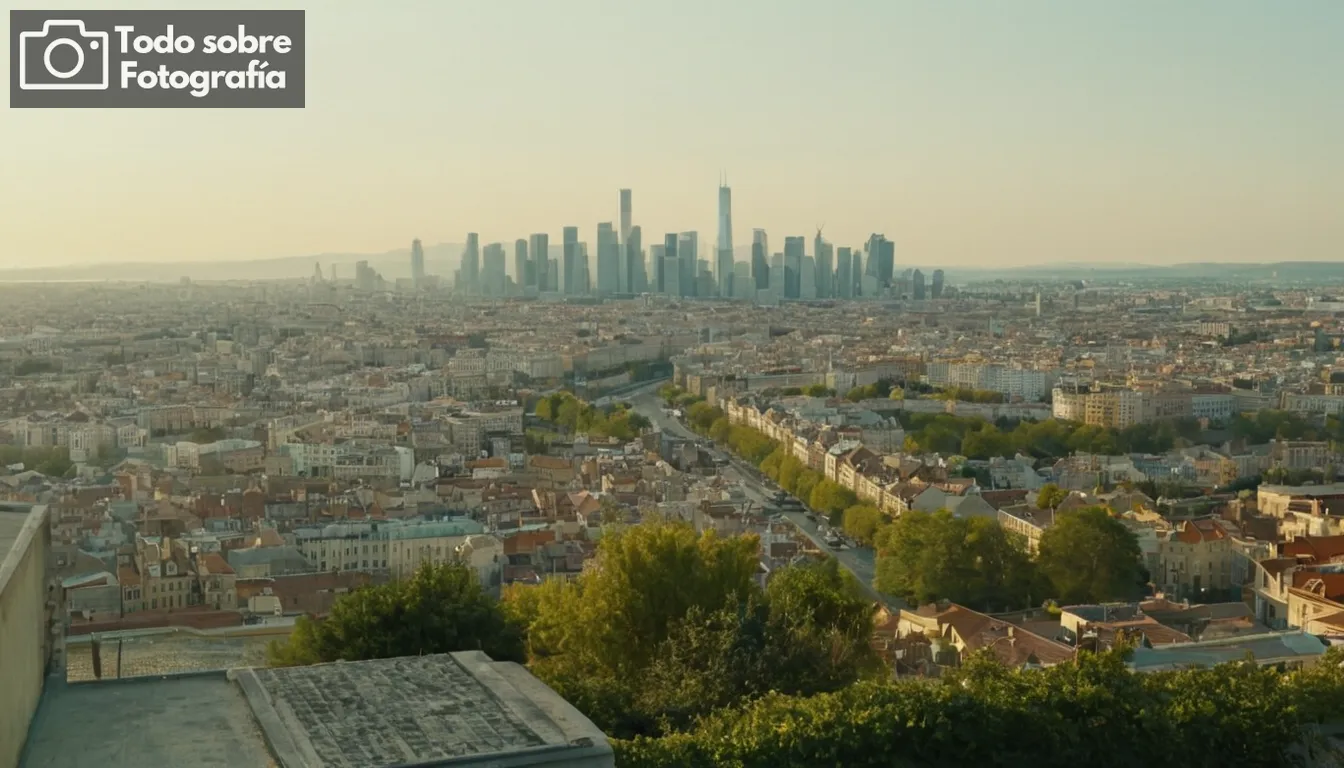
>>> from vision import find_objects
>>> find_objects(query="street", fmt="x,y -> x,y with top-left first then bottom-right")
629,392 -> 901,609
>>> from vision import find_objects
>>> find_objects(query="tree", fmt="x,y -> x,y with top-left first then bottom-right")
840,504 -> 883,544
515,519 -> 761,736
803,384 -> 831,397
793,470 -> 822,510
267,563 -> 523,667
1036,483 -> 1067,511
611,646 -> 1344,768
1036,506 -> 1146,604
874,510 -> 1037,611
810,480 -> 858,521
709,417 -> 732,443
601,556 -> 878,736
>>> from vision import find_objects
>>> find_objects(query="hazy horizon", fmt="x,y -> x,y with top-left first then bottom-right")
3,0 -> 1341,269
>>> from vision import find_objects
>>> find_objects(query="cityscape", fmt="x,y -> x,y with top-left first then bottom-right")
348,183 -> 943,305
4,2 -> 1343,767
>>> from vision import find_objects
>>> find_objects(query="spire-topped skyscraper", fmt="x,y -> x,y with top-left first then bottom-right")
716,175 -> 733,298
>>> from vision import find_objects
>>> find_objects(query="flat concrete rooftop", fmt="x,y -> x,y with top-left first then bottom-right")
21,673 -> 278,768
22,652 -> 613,768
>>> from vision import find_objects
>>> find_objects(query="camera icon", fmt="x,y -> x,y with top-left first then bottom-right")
18,19 -> 110,90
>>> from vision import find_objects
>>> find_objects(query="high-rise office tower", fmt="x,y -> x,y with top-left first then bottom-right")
814,230 -> 833,299
650,243 -> 667,293
461,233 -> 480,294
355,260 -> 372,291
911,268 -> 926,300
529,233 -> 549,291
662,234 -> 678,295
852,250 -> 866,297
784,236 -> 805,299
514,238 -> 529,291
410,238 -> 425,288
619,189 -> 632,250
716,181 -> 733,298
678,232 -> 698,297
931,269 -> 945,299
575,242 -> 590,294
483,242 -> 507,296
835,247 -> 852,299
864,234 -> 894,292
751,229 -> 769,290
626,225 -> 645,293
596,222 -> 620,294
562,226 -> 579,294
732,261 -> 751,298
768,252 -> 785,298
800,255 -> 817,299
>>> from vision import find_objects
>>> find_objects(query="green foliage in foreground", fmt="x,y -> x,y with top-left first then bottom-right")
267,563 -> 523,667
614,647 -> 1344,768
506,520 -> 881,739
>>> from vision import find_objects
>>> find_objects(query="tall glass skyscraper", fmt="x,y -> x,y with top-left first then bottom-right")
461,233 -> 480,294
410,238 -> 425,288
529,233 -> 550,292
751,229 -> 769,290
562,226 -> 579,294
716,181 -> 733,298
596,222 -> 620,294
784,236 -> 804,299
513,238 -> 528,291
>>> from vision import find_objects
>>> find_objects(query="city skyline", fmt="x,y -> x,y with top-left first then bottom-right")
2,1 -> 1341,269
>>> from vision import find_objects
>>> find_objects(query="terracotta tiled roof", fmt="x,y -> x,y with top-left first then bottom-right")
1283,535 -> 1344,565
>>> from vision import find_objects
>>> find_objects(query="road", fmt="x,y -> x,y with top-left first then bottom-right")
629,392 -> 902,609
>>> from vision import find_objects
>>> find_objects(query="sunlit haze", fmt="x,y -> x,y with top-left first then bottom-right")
2,0 -> 1341,270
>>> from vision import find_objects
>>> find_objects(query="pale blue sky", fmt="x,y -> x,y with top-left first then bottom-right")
2,0 -> 1341,269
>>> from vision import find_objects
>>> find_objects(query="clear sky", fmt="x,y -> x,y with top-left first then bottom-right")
2,0 -> 1341,269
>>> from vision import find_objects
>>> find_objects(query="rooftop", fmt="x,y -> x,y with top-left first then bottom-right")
22,652 -> 613,768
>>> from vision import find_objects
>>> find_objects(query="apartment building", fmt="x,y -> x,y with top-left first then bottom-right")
293,518 -> 490,579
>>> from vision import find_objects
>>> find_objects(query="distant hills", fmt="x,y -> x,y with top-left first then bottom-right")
0,242 -> 1340,284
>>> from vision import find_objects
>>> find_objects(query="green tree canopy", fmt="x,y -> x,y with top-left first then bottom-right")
874,509 -> 1038,611
267,563 -> 523,667
840,504 -> 883,544
809,479 -> 857,521
1036,506 -> 1146,604
510,520 -> 878,738
1036,482 -> 1067,510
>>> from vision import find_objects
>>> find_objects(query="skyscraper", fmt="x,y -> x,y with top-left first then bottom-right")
619,189 -> 632,252
800,255 -> 817,299
716,181 -> 733,298
768,252 -> 785,298
678,232 -> 698,297
626,225 -> 644,293
784,236 -> 804,299
650,243 -> 667,293
574,242 -> 590,294
529,233 -> 549,292
562,226 -> 579,294
596,222 -> 620,294
410,238 -> 425,288
912,268 -> 926,300
835,247 -> 852,299
662,234 -> 678,295
864,234 -> 894,292
751,229 -> 769,291
514,238 -> 529,291
814,229 -> 833,299
483,242 -> 507,296
931,269 -> 945,299
461,234 -> 480,294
